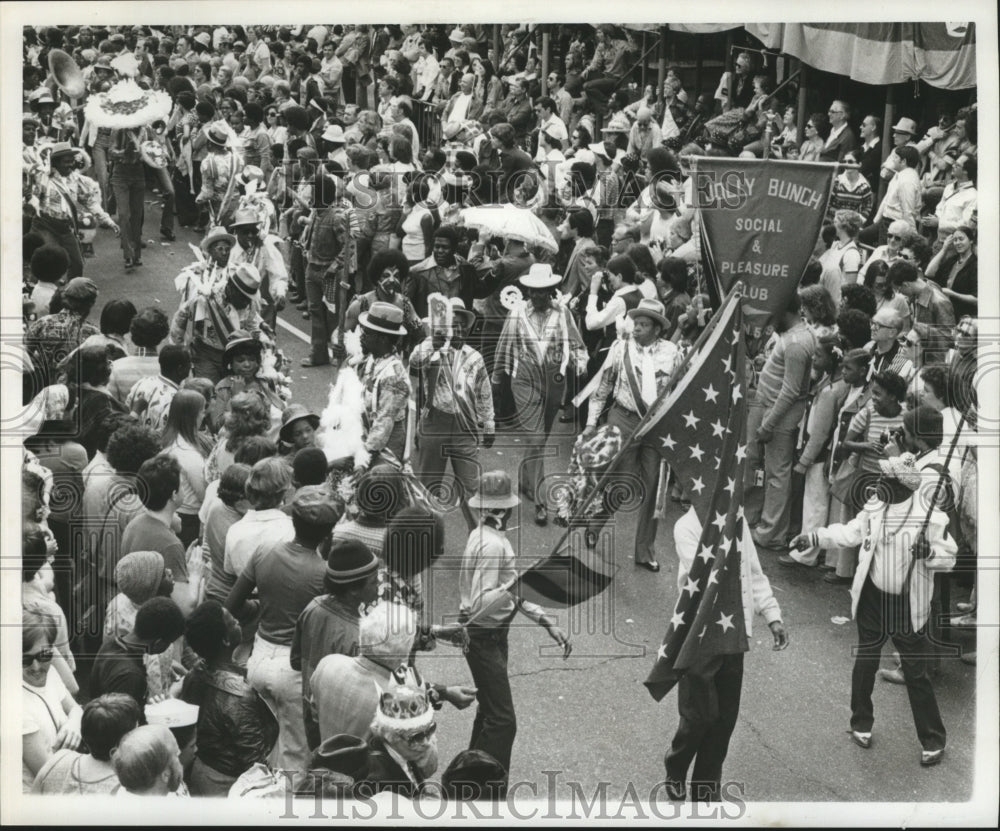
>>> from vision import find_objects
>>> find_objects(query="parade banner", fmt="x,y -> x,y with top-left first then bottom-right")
692,157 -> 835,351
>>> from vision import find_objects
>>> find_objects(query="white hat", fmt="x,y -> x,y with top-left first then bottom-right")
322,123 -> 346,144
891,117 -> 918,135
145,698 -> 199,728
541,119 -> 568,144
519,263 -> 561,290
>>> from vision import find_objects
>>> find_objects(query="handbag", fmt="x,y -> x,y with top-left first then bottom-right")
829,452 -> 860,503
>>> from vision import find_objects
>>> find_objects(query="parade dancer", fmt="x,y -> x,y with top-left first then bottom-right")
492,264 -> 588,525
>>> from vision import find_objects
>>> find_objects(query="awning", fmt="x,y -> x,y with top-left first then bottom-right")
743,23 -> 976,90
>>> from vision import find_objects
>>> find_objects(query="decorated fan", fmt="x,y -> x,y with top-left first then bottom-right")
426,292 -> 453,340
84,79 -> 172,130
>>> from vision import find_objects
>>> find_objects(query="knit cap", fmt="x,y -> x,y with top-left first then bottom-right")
115,550 -> 166,604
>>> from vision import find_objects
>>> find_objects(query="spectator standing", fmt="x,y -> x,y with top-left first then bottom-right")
746,294 -> 817,550
126,344 -> 192,435
108,307 -> 171,403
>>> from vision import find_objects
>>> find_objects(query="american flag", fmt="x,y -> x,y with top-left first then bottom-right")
637,289 -> 751,701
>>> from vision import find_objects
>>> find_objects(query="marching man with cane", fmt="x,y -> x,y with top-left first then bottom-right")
790,451 -> 956,767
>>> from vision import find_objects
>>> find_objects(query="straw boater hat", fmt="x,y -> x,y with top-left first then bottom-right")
358,301 -> 407,337
468,470 -> 520,510
199,226 -> 236,252
519,263 -> 561,290
627,298 -> 670,329
145,698 -> 199,729
279,403 -> 320,443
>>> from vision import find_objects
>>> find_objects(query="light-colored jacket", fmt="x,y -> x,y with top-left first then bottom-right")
815,495 -> 956,632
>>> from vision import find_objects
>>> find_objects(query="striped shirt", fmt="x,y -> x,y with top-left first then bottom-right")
755,321 -> 816,431
847,402 -> 905,473
588,337 -> 683,424
409,340 -> 495,435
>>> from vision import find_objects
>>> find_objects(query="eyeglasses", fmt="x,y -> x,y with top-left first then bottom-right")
870,322 -> 897,331
886,234 -> 903,240
828,109 -> 844,115
404,722 -> 437,746
23,648 -> 54,667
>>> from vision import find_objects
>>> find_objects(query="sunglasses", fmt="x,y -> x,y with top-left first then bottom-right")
404,722 -> 437,745
23,648 -> 54,667
886,234 -> 904,240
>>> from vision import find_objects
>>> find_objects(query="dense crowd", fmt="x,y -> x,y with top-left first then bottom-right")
18,22 -> 979,802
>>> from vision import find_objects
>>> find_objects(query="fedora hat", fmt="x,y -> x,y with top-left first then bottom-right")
49,141 -> 76,161
279,403 -> 320,443
359,301 -> 407,336
223,329 -> 262,363
519,263 -> 561,290
468,470 -> 520,510
193,32 -> 212,48
627,298 -> 670,329
206,123 -> 230,146
891,117 -> 918,135
228,263 -> 262,299
442,120 -> 469,141
199,226 -> 236,252
229,208 -> 261,229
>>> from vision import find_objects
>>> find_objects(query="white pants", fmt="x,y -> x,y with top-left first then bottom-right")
791,461 -> 831,566
246,635 -> 306,775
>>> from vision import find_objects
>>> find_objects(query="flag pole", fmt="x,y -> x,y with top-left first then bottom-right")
459,282 -> 746,628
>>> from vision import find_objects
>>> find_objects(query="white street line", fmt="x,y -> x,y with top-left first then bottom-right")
276,316 -> 310,344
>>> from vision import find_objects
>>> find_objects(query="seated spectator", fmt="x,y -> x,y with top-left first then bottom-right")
867,308 -> 915,382
925,155 -> 976,247
827,152 -> 874,222
180,601 -> 278,796
798,113 -> 829,161
863,259 -> 911,330
925,224 -> 977,318
91,596 -> 186,705
888,258 -> 956,364
32,693 -> 141,795
840,284 -> 878,319
111,724 -> 187,796
109,307 -> 171,403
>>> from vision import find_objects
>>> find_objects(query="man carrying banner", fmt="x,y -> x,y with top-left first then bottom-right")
666,506 -> 787,801
458,470 -> 572,773
583,298 -> 682,570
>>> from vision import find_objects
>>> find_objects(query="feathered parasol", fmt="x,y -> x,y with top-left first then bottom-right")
83,79 -> 172,130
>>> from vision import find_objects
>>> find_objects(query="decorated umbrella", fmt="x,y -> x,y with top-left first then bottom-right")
460,204 -> 559,254
83,79 -> 172,129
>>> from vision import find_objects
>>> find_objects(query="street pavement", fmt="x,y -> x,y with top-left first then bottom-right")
77,202 -> 978,804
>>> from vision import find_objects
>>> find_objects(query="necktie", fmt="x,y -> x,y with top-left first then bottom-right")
641,346 -> 657,406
